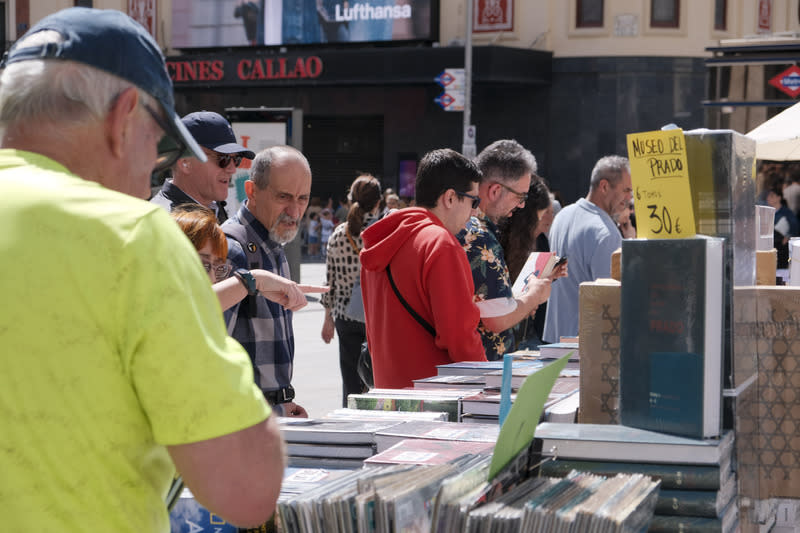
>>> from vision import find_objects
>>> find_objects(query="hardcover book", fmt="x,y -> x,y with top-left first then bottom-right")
620,237 -> 724,439
538,341 -> 580,360
655,472 -> 737,518
539,456 -> 732,491
535,422 -> 734,465
648,499 -> 738,533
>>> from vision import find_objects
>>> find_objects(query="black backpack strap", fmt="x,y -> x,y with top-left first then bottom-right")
386,264 -> 435,337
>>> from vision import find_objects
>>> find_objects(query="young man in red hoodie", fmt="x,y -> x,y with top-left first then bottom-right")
360,149 -> 488,388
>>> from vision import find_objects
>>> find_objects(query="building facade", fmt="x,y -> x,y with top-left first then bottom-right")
5,0 -> 800,203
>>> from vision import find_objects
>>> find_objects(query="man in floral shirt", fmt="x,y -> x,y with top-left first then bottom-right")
458,140 -> 552,360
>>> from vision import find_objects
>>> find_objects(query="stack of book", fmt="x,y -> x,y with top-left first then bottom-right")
535,422 -> 739,533
460,374 -> 579,424
346,387 -> 483,422
278,418 -> 405,468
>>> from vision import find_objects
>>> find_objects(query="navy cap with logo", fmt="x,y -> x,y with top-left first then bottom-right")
0,7 -> 206,170
181,111 -> 255,159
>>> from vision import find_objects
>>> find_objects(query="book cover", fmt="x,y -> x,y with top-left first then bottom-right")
511,251 -> 561,294
535,422 -> 734,465
278,418 -> 404,445
363,438 -> 494,466
539,457 -> 731,491
373,420 -> 500,453
578,279 -> 621,425
620,237 -> 724,439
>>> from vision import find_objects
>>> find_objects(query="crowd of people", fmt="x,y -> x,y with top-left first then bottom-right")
1,7 -> 646,531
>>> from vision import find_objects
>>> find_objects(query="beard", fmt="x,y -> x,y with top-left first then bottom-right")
269,212 -> 300,245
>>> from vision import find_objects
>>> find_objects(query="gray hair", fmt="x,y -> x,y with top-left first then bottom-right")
589,155 -> 630,189
475,139 -> 537,184
0,30 -> 154,129
249,145 -> 310,189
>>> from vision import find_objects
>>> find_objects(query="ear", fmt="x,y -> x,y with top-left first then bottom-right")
244,179 -> 255,201
105,87 -> 139,159
487,182 -> 502,202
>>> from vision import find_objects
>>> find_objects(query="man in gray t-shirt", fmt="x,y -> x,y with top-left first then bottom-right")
543,155 -> 632,343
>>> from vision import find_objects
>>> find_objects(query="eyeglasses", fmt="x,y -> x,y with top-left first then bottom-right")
206,151 -> 244,169
493,181 -> 528,203
203,262 -> 232,279
141,102 -> 186,173
455,190 -> 481,209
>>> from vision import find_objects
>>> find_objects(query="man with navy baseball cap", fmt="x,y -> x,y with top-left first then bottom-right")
152,111 -> 255,222
0,8 -> 285,532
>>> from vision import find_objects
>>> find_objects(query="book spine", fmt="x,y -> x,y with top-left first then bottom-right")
539,460 -> 723,490
655,489 -> 725,518
647,514 -> 725,533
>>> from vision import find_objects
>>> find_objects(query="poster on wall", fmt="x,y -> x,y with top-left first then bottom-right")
129,0 -> 157,37
472,0 -> 513,33
172,0 -> 436,49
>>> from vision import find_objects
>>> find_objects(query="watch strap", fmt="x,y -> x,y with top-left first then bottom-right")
233,268 -> 258,296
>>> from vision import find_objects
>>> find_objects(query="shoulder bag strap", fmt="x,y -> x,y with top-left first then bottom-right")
386,264 -> 436,337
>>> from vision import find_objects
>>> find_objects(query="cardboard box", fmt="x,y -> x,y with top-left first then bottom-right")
756,249 -> 777,286
578,279 -> 621,424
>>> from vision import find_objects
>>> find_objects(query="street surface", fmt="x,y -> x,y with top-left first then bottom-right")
291,261 -> 344,418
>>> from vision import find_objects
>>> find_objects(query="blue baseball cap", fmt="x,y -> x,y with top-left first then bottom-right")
1,7 -> 206,168
181,111 -> 255,159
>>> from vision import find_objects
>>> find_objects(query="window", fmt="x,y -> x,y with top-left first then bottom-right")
74,0 -> 92,6
577,0 -> 604,28
651,0 -> 679,28
714,0 -> 727,31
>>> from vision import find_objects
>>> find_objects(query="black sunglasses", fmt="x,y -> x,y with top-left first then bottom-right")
207,152 -> 244,169
455,190 -> 481,209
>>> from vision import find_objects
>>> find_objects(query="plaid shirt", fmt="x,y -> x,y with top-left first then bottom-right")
223,205 -> 294,395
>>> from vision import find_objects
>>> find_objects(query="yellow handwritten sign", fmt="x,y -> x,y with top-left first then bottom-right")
626,129 -> 696,239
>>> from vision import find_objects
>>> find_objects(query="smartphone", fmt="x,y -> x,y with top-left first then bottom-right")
554,255 -> 567,268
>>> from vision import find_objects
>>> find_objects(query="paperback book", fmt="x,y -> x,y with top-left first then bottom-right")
511,251 -> 565,295
279,418 -> 403,445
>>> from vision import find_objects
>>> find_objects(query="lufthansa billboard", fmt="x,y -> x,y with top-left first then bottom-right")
172,0 -> 438,49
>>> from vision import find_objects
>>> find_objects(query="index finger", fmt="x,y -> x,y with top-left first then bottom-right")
297,284 -> 330,293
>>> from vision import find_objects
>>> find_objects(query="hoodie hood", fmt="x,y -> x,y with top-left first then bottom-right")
361,207 -> 444,272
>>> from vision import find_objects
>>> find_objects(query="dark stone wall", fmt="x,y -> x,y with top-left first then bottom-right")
547,56 -> 707,205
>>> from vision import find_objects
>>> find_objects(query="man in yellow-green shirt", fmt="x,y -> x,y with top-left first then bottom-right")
0,8 -> 286,532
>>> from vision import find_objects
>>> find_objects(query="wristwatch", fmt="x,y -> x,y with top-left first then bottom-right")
233,268 -> 258,296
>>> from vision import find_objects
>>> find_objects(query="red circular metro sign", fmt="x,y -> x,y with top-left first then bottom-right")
769,65 -> 800,98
